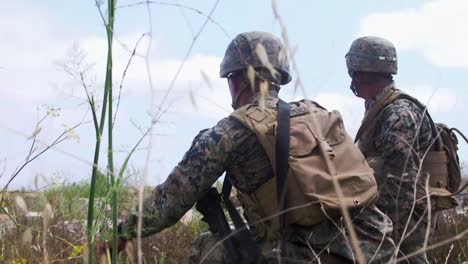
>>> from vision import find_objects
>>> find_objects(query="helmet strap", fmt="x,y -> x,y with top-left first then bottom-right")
350,79 -> 358,96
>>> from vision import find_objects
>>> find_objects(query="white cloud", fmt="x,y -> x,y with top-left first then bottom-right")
63,34 -> 229,118
1,15 -> 228,120
401,85 -> 458,113
358,0 -> 468,68
308,85 -> 459,137
78,34 -> 221,82
311,92 -> 364,135
0,3 -> 67,103
0,2 -> 233,189
0,0 -> 225,107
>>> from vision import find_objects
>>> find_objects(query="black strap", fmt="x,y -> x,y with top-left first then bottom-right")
222,176 -> 263,263
222,176 -> 246,230
276,99 -> 291,259
276,100 -> 290,221
222,176 -> 232,200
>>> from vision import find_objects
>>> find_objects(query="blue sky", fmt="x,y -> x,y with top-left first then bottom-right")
1,0 -> 467,189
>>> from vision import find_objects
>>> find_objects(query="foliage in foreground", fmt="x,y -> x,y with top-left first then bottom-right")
0,181 -> 466,263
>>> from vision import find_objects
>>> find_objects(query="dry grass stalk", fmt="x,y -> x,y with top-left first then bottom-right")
14,195 -> 28,214
445,243 -> 454,264
255,43 -> 279,80
259,80 -> 269,110
43,203 -> 53,263
21,228 -> 33,244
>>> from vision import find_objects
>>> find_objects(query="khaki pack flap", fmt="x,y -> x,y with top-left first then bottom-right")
422,151 -> 449,188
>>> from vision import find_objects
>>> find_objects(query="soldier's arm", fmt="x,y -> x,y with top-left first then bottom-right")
374,100 -> 425,175
119,119 -> 234,239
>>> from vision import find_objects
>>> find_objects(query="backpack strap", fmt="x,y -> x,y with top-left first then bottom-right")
221,176 -> 250,232
275,99 -> 291,223
221,176 -> 263,263
389,96 -> 468,196
387,93 -> 442,149
275,99 -> 291,259
355,89 -> 441,151
355,88 -> 399,143
447,128 -> 468,195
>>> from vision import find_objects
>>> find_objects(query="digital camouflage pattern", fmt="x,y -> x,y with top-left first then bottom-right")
190,204 -> 395,264
219,31 -> 292,85
345,36 -> 398,75
120,91 -> 397,263
358,82 -> 435,264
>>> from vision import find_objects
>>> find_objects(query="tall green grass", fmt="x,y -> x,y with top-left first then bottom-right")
86,0 -> 116,263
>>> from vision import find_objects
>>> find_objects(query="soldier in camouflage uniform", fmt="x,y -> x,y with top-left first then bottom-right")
114,32 -> 396,263
346,36 -> 435,263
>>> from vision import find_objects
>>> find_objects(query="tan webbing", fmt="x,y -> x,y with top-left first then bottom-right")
355,85 -> 397,143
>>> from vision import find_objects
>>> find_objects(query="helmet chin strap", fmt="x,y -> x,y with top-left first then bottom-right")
350,79 -> 358,96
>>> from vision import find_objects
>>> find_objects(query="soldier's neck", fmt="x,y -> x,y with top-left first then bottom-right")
363,80 -> 393,101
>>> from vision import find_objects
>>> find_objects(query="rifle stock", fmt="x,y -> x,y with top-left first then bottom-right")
196,188 -> 241,262
196,187 -> 262,263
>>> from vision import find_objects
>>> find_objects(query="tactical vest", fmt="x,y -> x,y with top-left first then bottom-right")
231,100 -> 378,241
356,87 -> 459,211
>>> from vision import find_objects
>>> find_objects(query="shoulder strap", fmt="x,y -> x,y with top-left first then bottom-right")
391,93 -> 437,130
276,99 -> 291,218
355,90 -> 439,146
221,177 -> 250,231
221,176 -> 263,263
448,128 -> 468,195
387,93 -> 442,150
354,89 -> 398,143
275,99 -> 290,260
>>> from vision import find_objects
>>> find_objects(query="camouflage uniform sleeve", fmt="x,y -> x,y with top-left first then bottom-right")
119,118 -> 235,239
374,99 -> 424,176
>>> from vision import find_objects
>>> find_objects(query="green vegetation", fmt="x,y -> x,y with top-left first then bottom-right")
0,179 -> 209,263
0,179 -> 466,263
428,209 -> 468,263
0,1 -> 466,263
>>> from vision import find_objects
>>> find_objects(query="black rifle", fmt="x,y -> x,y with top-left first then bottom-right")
196,187 -> 262,264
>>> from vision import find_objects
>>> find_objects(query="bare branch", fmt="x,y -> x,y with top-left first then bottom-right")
271,0 -> 307,98
1,121 -> 84,194
154,0 -> 221,122
95,0 -> 107,27
138,1 -> 155,263
59,44 -> 100,137
0,163 -> 5,179
24,112 -> 48,163
117,0 -> 229,38
395,228 -> 468,262
175,0 -> 195,37
113,33 -> 149,129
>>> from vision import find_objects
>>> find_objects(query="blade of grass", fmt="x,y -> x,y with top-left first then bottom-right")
102,0 -> 117,263
87,1 -> 114,262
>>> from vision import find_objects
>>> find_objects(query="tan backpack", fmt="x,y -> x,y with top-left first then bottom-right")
231,99 -> 378,241
355,89 -> 467,210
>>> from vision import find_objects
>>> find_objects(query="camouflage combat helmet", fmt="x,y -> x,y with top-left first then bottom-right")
220,31 -> 292,85
345,36 -> 398,75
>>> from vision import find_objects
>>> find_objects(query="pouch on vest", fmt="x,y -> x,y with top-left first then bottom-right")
231,100 -> 378,241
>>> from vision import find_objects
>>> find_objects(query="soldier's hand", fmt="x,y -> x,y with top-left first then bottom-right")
97,238 -> 128,258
